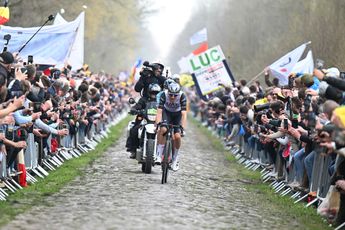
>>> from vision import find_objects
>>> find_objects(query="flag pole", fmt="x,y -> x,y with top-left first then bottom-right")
18,15 -> 55,53
246,69 -> 265,86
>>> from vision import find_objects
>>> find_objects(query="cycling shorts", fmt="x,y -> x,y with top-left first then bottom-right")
162,109 -> 182,133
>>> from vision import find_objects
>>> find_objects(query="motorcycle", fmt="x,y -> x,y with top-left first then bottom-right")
127,98 -> 158,174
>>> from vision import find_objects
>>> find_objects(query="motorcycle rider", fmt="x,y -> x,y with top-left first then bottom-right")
155,82 -> 187,171
126,83 -> 161,158
126,61 -> 165,158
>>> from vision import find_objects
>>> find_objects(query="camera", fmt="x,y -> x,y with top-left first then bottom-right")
140,68 -> 153,78
254,103 -> 270,113
2,34 -> 11,52
3,34 -> 11,42
139,61 -> 163,78
303,112 -> 316,129
29,102 -> 41,113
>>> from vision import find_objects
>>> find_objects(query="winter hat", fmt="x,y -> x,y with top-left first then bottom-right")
0,51 -> 14,64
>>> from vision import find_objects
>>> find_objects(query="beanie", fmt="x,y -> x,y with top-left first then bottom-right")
0,51 -> 14,64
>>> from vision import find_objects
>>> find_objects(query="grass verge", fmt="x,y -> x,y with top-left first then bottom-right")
189,116 -> 331,230
0,115 -> 132,227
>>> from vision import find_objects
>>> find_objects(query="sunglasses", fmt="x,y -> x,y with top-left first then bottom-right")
168,93 -> 179,97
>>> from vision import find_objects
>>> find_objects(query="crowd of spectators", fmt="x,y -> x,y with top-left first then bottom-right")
0,50 -> 131,189
187,66 -> 345,227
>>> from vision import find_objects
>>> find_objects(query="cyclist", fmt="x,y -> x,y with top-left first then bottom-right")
156,78 -> 175,104
155,82 -> 187,171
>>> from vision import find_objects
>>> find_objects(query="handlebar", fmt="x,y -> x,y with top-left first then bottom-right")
156,122 -> 184,135
128,109 -> 145,116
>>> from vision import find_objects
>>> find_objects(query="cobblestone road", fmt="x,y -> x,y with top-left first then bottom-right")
4,121 -> 304,230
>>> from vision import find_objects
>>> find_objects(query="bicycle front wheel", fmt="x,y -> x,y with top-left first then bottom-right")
161,140 -> 171,184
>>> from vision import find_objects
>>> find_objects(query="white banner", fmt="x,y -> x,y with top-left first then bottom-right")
190,27 -> 207,46
188,45 -> 232,96
0,12 -> 84,69
54,12 -> 84,70
269,42 -> 308,85
291,50 -> 314,74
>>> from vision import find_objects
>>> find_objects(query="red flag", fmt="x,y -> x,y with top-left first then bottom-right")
17,150 -> 27,187
192,42 -> 208,55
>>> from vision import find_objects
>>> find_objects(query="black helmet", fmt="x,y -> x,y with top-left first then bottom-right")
148,83 -> 161,95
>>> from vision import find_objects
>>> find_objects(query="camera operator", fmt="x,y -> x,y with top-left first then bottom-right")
134,61 -> 166,99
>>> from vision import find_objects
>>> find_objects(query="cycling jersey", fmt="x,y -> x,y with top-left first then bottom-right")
158,91 -> 187,112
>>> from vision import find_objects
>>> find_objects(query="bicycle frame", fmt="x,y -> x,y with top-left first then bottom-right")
159,123 -> 181,184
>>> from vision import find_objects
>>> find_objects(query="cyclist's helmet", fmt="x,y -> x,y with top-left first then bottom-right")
148,83 -> 161,96
167,82 -> 181,94
163,79 -> 175,89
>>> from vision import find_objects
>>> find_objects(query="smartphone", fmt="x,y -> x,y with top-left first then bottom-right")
28,55 -> 33,64
284,119 -> 288,130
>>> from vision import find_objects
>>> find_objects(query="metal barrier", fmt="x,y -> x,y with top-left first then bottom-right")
205,119 -> 338,210
0,109 -> 128,202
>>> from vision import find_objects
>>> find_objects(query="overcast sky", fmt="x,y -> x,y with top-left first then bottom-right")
146,0 -> 195,59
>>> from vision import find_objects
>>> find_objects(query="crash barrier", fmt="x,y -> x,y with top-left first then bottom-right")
0,109 -> 128,201
199,118 -> 340,226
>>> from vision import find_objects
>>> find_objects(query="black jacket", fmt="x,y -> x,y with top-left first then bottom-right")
134,75 -> 165,99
